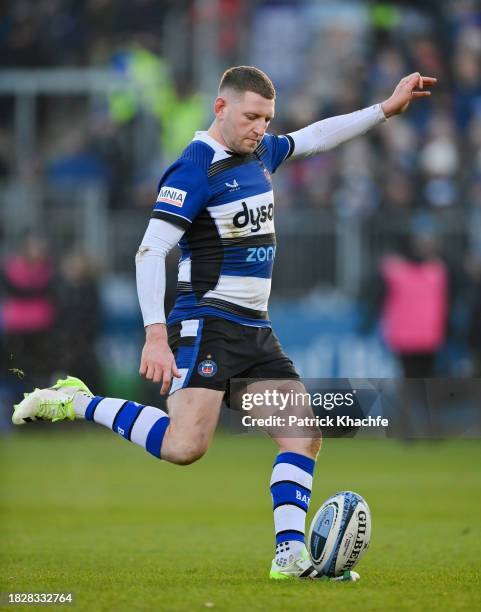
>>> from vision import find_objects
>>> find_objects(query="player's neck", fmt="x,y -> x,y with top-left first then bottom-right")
207,122 -> 230,150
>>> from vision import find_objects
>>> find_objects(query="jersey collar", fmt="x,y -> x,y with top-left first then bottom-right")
193,131 -> 230,154
193,130 -> 263,162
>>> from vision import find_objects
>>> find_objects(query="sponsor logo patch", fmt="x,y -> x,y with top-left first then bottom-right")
157,186 -> 187,207
198,359 -> 217,377
233,201 -> 274,233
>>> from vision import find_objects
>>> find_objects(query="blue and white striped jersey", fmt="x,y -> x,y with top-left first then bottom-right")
152,131 -> 294,327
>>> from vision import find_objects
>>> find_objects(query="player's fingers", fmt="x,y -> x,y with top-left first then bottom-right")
140,360 -> 152,378
160,369 -> 172,395
406,73 -> 421,90
152,365 -> 163,384
145,362 -> 155,380
172,361 -> 182,378
420,76 -> 437,84
411,91 -> 431,98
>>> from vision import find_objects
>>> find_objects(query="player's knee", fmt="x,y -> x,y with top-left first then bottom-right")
171,439 -> 209,465
301,435 -> 321,458
307,435 -> 322,457
277,434 -> 322,459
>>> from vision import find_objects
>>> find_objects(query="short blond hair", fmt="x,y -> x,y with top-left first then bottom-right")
219,66 -> 276,100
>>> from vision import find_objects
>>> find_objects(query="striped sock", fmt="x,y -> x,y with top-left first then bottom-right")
76,395 -> 169,459
270,452 -> 315,562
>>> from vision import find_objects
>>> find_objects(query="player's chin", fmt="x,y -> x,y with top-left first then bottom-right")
242,139 -> 258,153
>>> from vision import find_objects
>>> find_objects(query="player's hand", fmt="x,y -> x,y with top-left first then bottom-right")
139,324 -> 181,395
381,72 -> 437,118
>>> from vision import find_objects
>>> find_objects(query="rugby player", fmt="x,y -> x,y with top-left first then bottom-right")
13,66 -> 435,580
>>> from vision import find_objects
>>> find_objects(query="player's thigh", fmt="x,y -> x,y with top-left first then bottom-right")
244,378 -> 316,419
240,378 -> 322,454
167,387 -> 224,444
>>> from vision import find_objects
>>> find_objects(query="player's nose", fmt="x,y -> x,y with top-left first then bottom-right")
253,119 -> 267,137
252,127 -> 265,141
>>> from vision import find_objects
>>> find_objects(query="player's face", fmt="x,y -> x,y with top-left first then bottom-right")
216,90 -> 275,155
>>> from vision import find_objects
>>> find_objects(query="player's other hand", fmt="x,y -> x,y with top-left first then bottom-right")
139,323 -> 181,395
381,72 -> 437,118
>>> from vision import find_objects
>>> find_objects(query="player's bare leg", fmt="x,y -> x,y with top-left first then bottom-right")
160,387 -> 224,464
240,378 -> 321,456
12,377 -> 223,466
238,379 -> 358,581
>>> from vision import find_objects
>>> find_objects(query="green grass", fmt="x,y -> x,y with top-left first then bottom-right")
1,426 -> 480,611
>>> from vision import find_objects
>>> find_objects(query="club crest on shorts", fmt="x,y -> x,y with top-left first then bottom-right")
198,359 -> 217,377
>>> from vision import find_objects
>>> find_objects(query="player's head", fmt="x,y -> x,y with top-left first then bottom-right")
214,66 -> 276,155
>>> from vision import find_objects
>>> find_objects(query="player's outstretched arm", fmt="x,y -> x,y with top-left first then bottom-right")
285,72 -> 437,159
381,72 -> 437,118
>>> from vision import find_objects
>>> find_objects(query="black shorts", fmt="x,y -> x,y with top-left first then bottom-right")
167,317 -> 299,400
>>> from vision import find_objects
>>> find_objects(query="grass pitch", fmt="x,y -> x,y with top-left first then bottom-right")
1,425 -> 480,611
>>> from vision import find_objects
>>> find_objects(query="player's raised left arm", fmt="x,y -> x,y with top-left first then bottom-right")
286,72 -> 437,158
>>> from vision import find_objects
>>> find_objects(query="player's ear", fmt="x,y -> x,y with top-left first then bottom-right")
214,96 -> 227,119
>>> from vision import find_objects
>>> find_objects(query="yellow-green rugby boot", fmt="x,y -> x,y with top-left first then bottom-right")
12,376 -> 93,425
269,546 -> 360,581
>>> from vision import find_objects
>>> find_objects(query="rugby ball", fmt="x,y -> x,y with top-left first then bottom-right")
307,491 -> 371,577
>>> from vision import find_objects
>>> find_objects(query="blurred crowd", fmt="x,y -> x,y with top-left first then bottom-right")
0,1 -> 479,218
2,1 -> 481,395
270,0 -> 481,220
0,0 -> 166,68
0,234 -> 101,393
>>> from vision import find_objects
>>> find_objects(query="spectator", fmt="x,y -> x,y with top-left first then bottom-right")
0,233 -> 56,387
54,250 -> 102,391
361,215 -> 450,377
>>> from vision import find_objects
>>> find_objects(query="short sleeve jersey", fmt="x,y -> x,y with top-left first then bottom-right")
152,131 -> 294,327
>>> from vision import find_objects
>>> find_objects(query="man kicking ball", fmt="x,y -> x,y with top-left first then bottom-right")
12,66 -> 435,580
